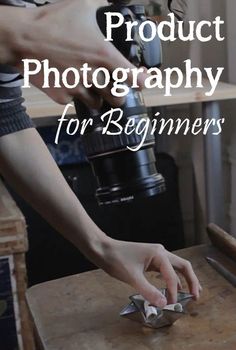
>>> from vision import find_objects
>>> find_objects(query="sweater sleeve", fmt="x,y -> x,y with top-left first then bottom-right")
0,97 -> 35,137
0,64 -> 35,137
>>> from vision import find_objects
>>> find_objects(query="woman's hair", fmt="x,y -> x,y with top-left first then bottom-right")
168,0 -> 187,20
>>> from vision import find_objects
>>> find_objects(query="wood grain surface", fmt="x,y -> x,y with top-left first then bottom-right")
22,78 -> 236,126
27,244 -> 236,350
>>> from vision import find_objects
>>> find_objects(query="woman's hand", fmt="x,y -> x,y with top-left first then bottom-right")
8,0 -> 147,107
96,238 -> 202,307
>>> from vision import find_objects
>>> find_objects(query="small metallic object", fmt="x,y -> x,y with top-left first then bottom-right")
120,289 -> 194,329
144,300 -> 158,323
164,303 -> 183,313
206,257 -> 236,287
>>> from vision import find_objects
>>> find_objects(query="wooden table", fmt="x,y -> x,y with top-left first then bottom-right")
22,79 -> 236,231
26,244 -> 236,350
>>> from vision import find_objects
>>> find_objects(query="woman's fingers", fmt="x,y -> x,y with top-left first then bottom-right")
167,252 -> 201,299
90,71 -> 125,107
177,274 -> 183,290
147,245 -> 201,303
70,85 -> 103,109
66,65 -> 125,107
157,257 -> 179,304
131,272 -> 167,308
101,42 -> 148,88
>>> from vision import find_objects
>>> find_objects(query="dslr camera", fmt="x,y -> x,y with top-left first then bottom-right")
74,0 -> 165,205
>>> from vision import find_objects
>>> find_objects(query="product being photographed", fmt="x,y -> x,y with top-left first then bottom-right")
120,289 -> 194,329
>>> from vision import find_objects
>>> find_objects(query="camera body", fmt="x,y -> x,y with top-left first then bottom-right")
74,2 -> 165,205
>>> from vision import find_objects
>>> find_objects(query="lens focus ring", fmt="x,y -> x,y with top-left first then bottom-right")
82,115 -> 155,158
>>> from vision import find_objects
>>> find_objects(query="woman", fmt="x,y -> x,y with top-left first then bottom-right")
0,0 -> 201,307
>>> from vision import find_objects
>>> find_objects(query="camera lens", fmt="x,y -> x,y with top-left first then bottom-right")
91,147 -> 165,205
74,88 -> 165,205
73,3 -> 165,205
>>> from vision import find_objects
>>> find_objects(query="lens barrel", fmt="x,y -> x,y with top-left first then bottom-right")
74,3 -> 165,205
91,147 -> 165,205
74,88 -> 165,205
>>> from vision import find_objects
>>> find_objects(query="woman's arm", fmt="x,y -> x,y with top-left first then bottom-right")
0,128 -> 201,306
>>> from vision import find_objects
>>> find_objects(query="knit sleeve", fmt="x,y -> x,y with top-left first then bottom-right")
0,97 -> 34,137
0,64 -> 35,137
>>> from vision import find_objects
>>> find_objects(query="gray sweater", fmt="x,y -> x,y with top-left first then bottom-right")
0,0 -> 35,137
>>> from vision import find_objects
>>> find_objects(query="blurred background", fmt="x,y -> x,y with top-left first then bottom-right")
157,0 -> 236,243
141,0 -> 236,244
